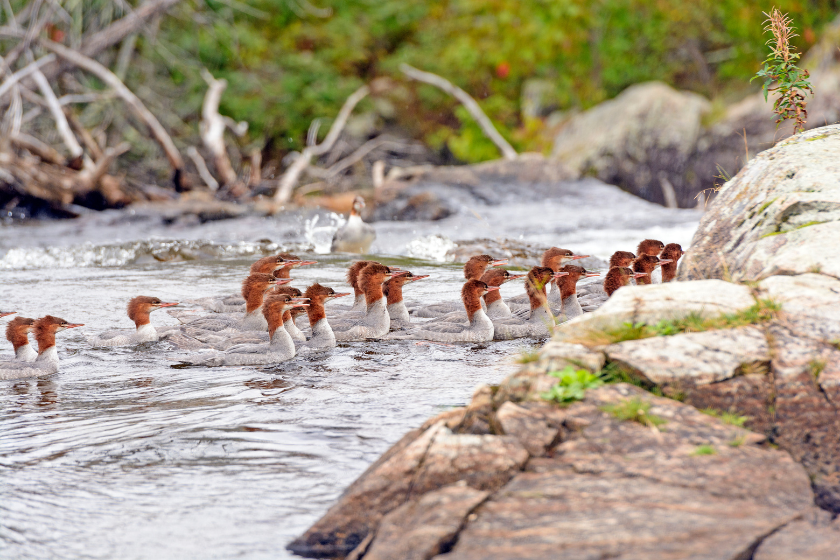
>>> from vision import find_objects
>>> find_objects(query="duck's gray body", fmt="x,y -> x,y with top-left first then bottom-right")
0,347 -> 59,380
331,215 -> 375,254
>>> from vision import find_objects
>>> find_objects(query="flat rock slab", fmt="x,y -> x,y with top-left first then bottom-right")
288,423 -> 528,558
556,280 -> 755,339
753,511 -> 840,560
681,125 -> 840,281
363,484 -> 489,560
758,273 -> 840,342
437,385 -> 813,560
605,326 -> 770,387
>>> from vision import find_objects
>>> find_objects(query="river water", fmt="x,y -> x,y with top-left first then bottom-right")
0,179 -> 701,559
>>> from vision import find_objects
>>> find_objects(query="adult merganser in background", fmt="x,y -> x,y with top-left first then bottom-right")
604,267 -> 649,297
0,316 -> 83,380
383,271 -> 430,329
331,196 -> 376,254
88,296 -> 179,347
333,263 -> 405,341
176,275 -> 292,333
410,255 -> 507,318
4,317 -> 36,361
177,295 -> 307,367
302,283 -> 350,349
661,243 -> 685,282
387,280 -> 499,343
633,255 -> 671,286
493,267 -> 569,340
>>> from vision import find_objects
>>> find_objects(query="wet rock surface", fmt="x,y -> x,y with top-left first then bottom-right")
753,509 -> 840,560
292,378 -> 813,560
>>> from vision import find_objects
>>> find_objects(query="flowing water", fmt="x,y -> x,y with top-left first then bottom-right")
0,179 -> 702,559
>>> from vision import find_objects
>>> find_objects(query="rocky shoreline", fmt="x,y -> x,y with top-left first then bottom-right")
289,125 -> 840,558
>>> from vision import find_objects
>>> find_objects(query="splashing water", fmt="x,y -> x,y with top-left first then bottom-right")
303,213 -> 346,254
404,234 -> 457,262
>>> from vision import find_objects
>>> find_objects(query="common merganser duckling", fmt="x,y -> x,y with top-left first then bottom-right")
411,255 -> 507,318
274,286 -> 306,342
273,253 -> 318,279
177,275 -> 292,333
88,296 -> 179,347
383,271 -> 430,329
4,317 -> 36,362
387,280 -> 499,343
332,260 -> 376,314
333,263 -> 406,341
493,267 -> 570,340
177,295 -> 307,367
661,243 -> 685,283
633,255 -> 672,286
507,248 -> 587,308
604,267 -> 649,297
331,196 -> 376,254
0,316 -> 84,380
250,254 -> 297,275
553,265 -> 600,321
302,283 -> 350,349
637,239 -> 665,257
430,268 -> 528,324
609,251 -> 636,269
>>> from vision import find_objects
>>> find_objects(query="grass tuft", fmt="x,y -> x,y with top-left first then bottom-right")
601,397 -> 667,429
541,366 -> 603,404
700,408 -> 749,427
692,445 -> 717,456
809,358 -> 826,381
567,299 -> 781,347
516,347 -> 541,364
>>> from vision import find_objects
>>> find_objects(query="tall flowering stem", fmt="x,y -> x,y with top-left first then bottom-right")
751,8 -> 813,134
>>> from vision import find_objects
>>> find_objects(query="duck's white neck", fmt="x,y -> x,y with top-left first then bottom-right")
36,346 -> 59,365
135,323 -> 158,341
269,326 -> 296,359
309,318 -> 336,348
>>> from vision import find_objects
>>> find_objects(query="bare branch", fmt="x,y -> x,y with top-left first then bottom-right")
248,148 -> 262,187
11,133 -> 63,165
199,69 -> 237,186
0,54 -> 57,100
186,146 -> 219,191
79,142 -> 130,190
400,63 -> 518,160
274,84 -> 370,203
39,37 -> 185,175
29,65 -> 85,161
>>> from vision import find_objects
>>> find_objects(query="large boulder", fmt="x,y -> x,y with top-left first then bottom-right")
680,125 -> 840,281
552,82 -> 710,207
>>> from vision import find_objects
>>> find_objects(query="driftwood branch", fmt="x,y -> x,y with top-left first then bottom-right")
199,70 -> 238,186
78,142 -> 130,190
10,132 -> 63,164
400,63 -> 518,161
38,37 -> 185,178
186,146 -> 219,191
248,148 -> 262,187
0,54 -> 56,100
29,65 -> 85,164
274,84 -> 370,202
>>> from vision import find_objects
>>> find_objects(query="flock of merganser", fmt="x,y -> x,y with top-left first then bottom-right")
0,239 -> 683,381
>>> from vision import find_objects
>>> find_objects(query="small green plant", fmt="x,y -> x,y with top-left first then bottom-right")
752,8 -> 814,134
729,436 -> 746,447
516,347 -> 541,364
692,445 -> 717,456
541,366 -> 603,404
700,408 -> 749,427
601,397 -> 667,429
809,359 -> 826,381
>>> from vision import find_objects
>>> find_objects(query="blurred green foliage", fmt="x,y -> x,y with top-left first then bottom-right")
6,0 -> 839,162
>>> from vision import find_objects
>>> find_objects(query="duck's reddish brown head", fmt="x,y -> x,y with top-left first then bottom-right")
33,315 -> 83,352
479,268 -> 524,304
556,265 -> 600,299
304,283 -> 349,325
609,251 -> 636,269
383,271 -> 428,305
632,255 -> 662,285
661,243 -> 684,282
250,254 -> 287,275
5,316 -> 34,349
274,286 -> 303,322
347,260 -> 376,297
358,263 -> 402,304
524,266 -> 556,310
604,267 -> 644,296
262,294 -> 292,338
241,273 -> 283,312
462,279 -> 497,320
127,296 -> 178,327
637,239 -> 665,257
541,248 -> 589,271
351,196 -> 366,216
463,255 -> 507,281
